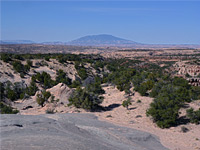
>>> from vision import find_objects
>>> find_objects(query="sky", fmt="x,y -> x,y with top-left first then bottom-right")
1,1 -> 200,44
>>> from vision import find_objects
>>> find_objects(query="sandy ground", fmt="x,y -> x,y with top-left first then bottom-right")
92,86 -> 200,150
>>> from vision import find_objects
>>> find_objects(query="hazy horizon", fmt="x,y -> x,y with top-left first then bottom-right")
1,1 -> 200,44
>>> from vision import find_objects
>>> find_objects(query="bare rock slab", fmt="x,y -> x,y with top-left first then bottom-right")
0,114 -> 169,150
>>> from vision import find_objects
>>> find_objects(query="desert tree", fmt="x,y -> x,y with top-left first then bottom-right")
122,97 -> 132,110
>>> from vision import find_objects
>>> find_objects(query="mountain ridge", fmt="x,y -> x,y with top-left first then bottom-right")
1,35 -> 200,48
0,40 -> 35,44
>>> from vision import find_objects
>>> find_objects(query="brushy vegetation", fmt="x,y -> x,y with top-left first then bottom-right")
146,77 -> 200,128
0,102 -> 19,114
0,81 -> 38,102
36,90 -> 51,107
32,72 -> 56,89
68,86 -> 104,111
1,52 -> 200,129
186,108 -> 200,125
1,53 -> 12,63
122,98 -> 132,110
56,69 -> 72,85
68,76 -> 105,111
74,61 -> 88,80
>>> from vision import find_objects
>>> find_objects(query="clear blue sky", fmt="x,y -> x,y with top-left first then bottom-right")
1,1 -> 200,44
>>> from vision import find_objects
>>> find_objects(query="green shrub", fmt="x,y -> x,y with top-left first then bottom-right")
20,72 -> 25,78
7,88 -> 17,101
78,68 -> 88,80
150,81 -> 166,97
172,77 -> 190,89
122,98 -> 132,110
11,60 -> 30,74
0,102 -> 19,114
137,84 -> 148,96
26,60 -> 33,67
186,108 -> 200,124
70,80 -> 81,88
75,62 -> 88,80
94,61 -> 104,70
189,86 -> 200,100
1,53 -> 12,62
68,87 -> 104,111
86,81 -> 105,95
45,57 -> 50,61
56,69 -> 72,85
12,60 -> 24,73
147,79 -> 194,128
32,72 -> 55,89
0,82 -> 5,100
36,90 -> 51,107
4,82 -> 26,101
58,57 -> 66,63
14,54 -> 24,61
146,96 -> 180,128
20,93 -> 25,99
25,81 -> 38,96
24,64 -> 30,72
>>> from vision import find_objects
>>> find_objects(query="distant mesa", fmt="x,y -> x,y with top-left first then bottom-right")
67,34 -> 142,46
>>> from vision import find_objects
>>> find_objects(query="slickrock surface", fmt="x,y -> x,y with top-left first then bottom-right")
0,113 -> 168,150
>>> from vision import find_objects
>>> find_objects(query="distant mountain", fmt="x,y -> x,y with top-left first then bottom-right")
67,34 -> 141,46
0,40 -> 35,44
